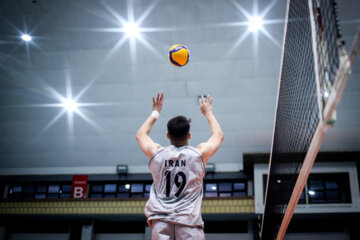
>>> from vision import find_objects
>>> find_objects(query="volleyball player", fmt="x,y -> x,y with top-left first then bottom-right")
136,92 -> 224,240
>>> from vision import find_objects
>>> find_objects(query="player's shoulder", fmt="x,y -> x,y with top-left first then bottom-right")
152,145 -> 171,156
149,146 -> 169,164
183,145 -> 203,158
185,145 -> 206,173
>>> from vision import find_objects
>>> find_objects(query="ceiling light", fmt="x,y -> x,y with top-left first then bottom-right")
308,190 -> 315,196
21,34 -> 32,42
248,16 -> 263,32
62,99 -> 78,112
123,22 -> 140,38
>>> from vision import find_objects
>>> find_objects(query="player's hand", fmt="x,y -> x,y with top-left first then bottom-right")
199,94 -> 213,116
152,92 -> 164,113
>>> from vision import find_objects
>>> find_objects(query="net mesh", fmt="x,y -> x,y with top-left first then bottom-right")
260,0 -> 342,239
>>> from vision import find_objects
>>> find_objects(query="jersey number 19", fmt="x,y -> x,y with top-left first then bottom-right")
164,171 -> 187,197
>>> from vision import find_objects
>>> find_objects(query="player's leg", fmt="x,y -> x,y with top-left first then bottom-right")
174,224 -> 205,240
152,220 -> 175,240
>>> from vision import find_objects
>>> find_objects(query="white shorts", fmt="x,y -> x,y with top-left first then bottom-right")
152,220 -> 205,240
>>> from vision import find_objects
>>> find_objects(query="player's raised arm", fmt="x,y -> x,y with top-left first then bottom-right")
136,93 -> 164,159
196,95 -> 224,165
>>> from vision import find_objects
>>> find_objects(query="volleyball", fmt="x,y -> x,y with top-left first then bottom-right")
168,44 -> 190,67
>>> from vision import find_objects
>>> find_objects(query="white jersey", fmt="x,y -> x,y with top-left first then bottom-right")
145,145 -> 206,228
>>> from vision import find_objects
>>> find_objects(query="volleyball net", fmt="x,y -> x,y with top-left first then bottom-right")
260,0 -> 360,239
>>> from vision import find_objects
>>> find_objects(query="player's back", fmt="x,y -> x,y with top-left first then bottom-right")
145,145 -> 205,227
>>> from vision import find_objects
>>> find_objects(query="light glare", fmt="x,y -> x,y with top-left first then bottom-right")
21,34 -> 32,42
308,190 -> 315,196
125,184 -> 131,189
62,99 -> 78,112
323,90 -> 330,98
248,16 -> 263,32
124,22 -> 140,38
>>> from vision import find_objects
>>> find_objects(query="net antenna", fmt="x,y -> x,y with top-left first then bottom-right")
260,0 -> 360,239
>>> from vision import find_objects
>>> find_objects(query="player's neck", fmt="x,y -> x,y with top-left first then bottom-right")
170,140 -> 188,147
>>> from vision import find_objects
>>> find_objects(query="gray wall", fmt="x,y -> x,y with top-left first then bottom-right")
0,0 -> 359,176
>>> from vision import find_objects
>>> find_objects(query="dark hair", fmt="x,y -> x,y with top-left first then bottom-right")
167,116 -> 191,141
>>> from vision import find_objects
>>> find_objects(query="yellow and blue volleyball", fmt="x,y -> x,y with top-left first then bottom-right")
168,44 -> 190,67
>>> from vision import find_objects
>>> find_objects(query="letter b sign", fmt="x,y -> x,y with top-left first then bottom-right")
74,187 -> 84,198
72,175 -> 88,199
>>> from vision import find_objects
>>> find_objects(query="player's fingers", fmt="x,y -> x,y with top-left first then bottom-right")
207,94 -> 210,103
153,97 -> 156,105
160,92 -> 164,103
209,97 -> 213,104
156,93 -> 160,103
201,95 -> 204,104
